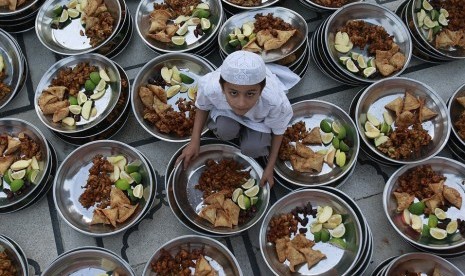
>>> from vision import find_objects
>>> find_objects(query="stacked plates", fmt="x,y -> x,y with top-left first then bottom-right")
351,77 -> 450,167
170,142 -> 269,236
0,29 -> 28,111
34,54 -> 130,145
53,140 -> 157,236
218,7 -> 309,78
374,253 -> 465,276
135,0 -> 224,56
36,0 -> 132,58
0,235 -> 29,276
142,235 -> 243,275
298,0 -> 362,13
0,118 -> 57,214
395,0 -> 465,63
447,83 -> 465,163
271,100 -> 359,191
311,2 -> 412,85
221,0 -> 278,17
42,246 -> 135,275
259,188 -> 373,275
383,157 -> 465,257
165,139 -> 238,237
131,53 -> 215,143
0,0 -> 44,33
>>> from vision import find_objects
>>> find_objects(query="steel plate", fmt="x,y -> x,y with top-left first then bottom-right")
131,53 -> 214,142
448,83 -> 465,149
142,235 -> 243,276
218,7 -> 308,63
222,0 -> 278,10
383,157 -> 465,250
385,252 -> 464,276
172,143 -> 269,235
324,2 -> 412,83
0,235 -> 28,276
35,0 -> 122,55
259,189 -> 363,275
302,0 -> 363,12
53,140 -> 155,236
355,77 -> 450,164
135,0 -> 224,53
34,53 -> 121,134
275,100 -> 359,187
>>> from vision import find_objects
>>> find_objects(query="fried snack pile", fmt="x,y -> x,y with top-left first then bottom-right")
151,248 -> 218,276
81,0 -> 115,47
242,13 -> 296,52
313,0 -> 349,8
50,62 -> 97,96
195,159 -> 250,198
377,91 -> 436,160
90,187 -> 138,227
227,0 -> 261,7
0,251 -> 17,276
0,0 -> 27,11
275,234 -> 326,272
394,165 -> 462,214
79,154 -> 114,209
454,96 -> 465,140
199,191 -> 240,228
338,20 -> 406,77
139,84 -> 196,137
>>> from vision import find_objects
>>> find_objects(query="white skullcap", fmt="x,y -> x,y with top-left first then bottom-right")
220,51 -> 266,85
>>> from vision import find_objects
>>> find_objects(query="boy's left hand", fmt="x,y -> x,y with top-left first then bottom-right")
260,166 -> 274,188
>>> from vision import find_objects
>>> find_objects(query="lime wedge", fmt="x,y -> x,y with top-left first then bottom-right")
109,165 -> 120,183
90,90 -> 105,100
335,150 -> 346,167
180,73 -> 195,84
332,121 -> 346,139
10,169 -> 26,180
345,59 -> 359,73
120,171 -> 134,184
31,156 -> 40,170
430,227 -> 447,240
321,132 -> 334,144
408,201 -> 425,215
196,3 -> 210,9
166,85 -> 181,98
10,179 -> 24,192
171,36 -> 186,46
59,9 -> 69,23
317,206 -> 333,223
62,117 -> 75,126
244,185 -> 259,197
320,228 -> 330,242
446,220 -> 458,234
133,184 -> 144,198
188,85 -> 198,100
90,71 -> 101,85
200,18 -> 211,30
364,121 -> 378,132
421,224 -> 430,237
242,178 -> 255,189
69,105 -> 82,115
357,55 -> 367,69
328,214 -> 342,225
374,135 -> 389,147
237,194 -> 250,210
107,155 -> 125,164
428,215 -> 438,228
67,8 -> 80,19
52,4 -> 63,16
68,96 -> 78,105
11,159 -> 32,171
422,0 -> 433,11
320,119 -> 332,133
250,196 -> 259,206
411,215 -> 423,231
130,172 -> 142,184
232,188 -> 243,202
77,91 -> 88,105
99,68 -> 110,82
367,113 -> 380,126
95,79 -> 106,92
329,238 -> 347,249
176,23 -> 188,36
81,101 -> 92,120
28,169 -> 39,184
115,178 -> 130,190
311,223 -> 323,233
339,141 -> 350,152
313,231 -> 322,242
85,79 -> 95,91
125,160 -> 142,173
434,208 -> 447,220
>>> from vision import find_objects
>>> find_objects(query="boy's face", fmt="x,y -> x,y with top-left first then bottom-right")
222,82 -> 263,116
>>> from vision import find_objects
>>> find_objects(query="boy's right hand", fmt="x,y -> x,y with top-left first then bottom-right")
176,142 -> 200,169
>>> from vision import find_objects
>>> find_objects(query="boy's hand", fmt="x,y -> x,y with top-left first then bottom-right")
260,165 -> 274,188
176,142 -> 199,169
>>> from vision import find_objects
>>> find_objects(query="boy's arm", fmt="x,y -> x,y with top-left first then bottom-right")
176,109 -> 209,169
259,133 -> 283,188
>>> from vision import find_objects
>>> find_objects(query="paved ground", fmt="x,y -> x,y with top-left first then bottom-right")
1,0 -> 465,275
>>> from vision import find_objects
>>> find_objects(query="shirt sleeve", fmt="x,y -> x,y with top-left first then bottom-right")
264,98 -> 293,135
194,73 -> 215,111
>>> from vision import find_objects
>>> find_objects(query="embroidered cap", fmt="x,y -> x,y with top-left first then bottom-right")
220,51 -> 266,85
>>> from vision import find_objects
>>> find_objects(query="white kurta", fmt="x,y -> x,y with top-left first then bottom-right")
195,68 -> 293,135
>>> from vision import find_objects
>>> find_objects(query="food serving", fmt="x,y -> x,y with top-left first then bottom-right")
312,0 -> 349,8
266,201 -> 350,273
226,13 -> 296,53
0,0 -> 28,11
151,248 -> 220,276
196,158 -> 262,228
147,0 -> 212,46
79,154 -> 144,227
0,249 -> 17,276
392,165 -> 464,241
0,132 -> 43,200
334,20 -> 407,78
226,0 -> 261,7
279,119 -> 353,173
415,0 -> 465,51
37,62 -> 112,127
454,96 -> 465,141
49,0 -> 115,48
138,64 -> 198,137
362,90 -> 436,160
0,55 -> 11,104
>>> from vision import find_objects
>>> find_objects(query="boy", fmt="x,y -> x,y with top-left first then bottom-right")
177,51 -> 297,187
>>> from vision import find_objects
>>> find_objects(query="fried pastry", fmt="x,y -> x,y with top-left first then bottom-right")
393,192 -> 415,212
275,237 -> 289,263
443,186 -> 462,209
286,245 -> 306,272
298,247 -> 326,269
385,97 -> 403,116
403,91 -> 420,112
302,127 -> 322,145
295,142 -> 314,158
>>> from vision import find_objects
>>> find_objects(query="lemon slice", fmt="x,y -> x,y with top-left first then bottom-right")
430,227 -> 447,240
77,91 -> 88,105
171,36 -> 185,46
67,8 -> 80,19
321,132 -> 334,144
10,169 -> 26,180
28,169 -> 39,184
367,113 -> 380,126
107,155 -> 124,164
31,156 -> 40,170
120,170 -> 134,184
81,100 -> 93,120
188,85 -> 198,100
364,121 -> 378,132
125,160 -> 142,173
317,206 -> 333,223
99,68 -> 110,82
434,208 -> 447,220
69,105 -> 82,115
242,178 -> 255,189
176,23 -> 188,36
90,90 -> 105,100
244,185 -> 259,197
59,9 -> 69,23
109,165 -> 120,182
330,223 -> 346,238
411,215 -> 423,231
232,188 -> 243,202
166,85 -> 181,98
310,223 -> 322,234
237,195 -> 250,210
133,184 -> 144,198
161,67 -> 172,84
95,79 -> 106,92
328,214 -> 342,225
200,18 -> 211,30
446,220 -> 458,234
335,150 -> 346,167
11,159 -> 32,171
